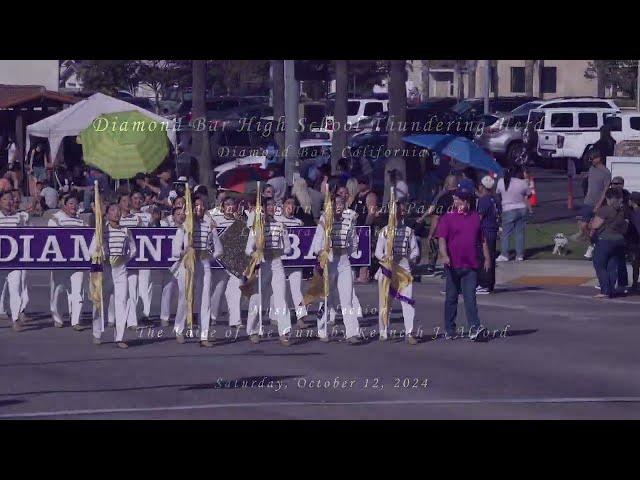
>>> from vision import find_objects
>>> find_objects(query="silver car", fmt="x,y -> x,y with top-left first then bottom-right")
474,101 -> 543,166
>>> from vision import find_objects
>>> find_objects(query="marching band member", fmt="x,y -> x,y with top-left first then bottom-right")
311,194 -> 361,344
130,190 -> 154,324
159,205 -> 186,327
0,191 -> 29,331
209,196 -> 243,328
375,198 -> 420,344
117,193 -> 141,330
48,195 -> 87,330
245,198 -> 292,345
90,203 -> 137,348
173,196 -> 223,347
275,196 -> 309,328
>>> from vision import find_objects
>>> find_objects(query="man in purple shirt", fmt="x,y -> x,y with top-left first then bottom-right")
436,180 -> 491,341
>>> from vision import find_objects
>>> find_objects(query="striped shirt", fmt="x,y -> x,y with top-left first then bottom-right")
104,224 -> 131,260
119,213 -> 140,228
210,214 -> 236,229
193,215 -> 216,251
0,211 -> 29,227
48,211 -> 86,227
131,210 -> 152,227
274,215 -> 303,228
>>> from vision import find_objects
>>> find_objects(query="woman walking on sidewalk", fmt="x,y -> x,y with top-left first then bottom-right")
591,188 -> 628,299
496,166 -> 531,262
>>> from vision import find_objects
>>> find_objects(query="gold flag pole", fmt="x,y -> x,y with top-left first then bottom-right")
380,186 -> 396,329
183,183 -> 195,330
89,180 -> 104,332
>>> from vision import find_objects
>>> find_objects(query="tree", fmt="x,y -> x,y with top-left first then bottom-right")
586,60 -> 639,99
209,60 -> 270,96
525,60 -> 535,97
467,60 -> 477,98
456,60 -> 465,99
78,60 -> 139,95
331,60 -> 349,175
384,60 -> 407,204
135,60 -> 183,114
191,60 -> 211,186
421,60 -> 430,101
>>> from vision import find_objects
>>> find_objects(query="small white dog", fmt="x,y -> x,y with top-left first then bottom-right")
552,233 -> 569,256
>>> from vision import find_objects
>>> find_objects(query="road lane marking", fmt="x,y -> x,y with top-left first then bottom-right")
2,397 -> 640,418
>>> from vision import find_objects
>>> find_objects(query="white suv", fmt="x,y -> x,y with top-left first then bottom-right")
524,98 -> 622,167
322,98 -> 389,131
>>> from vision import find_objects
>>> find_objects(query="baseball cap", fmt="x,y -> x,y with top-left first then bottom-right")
630,191 -> 640,204
481,175 -> 495,190
611,176 -> 624,186
455,178 -> 475,200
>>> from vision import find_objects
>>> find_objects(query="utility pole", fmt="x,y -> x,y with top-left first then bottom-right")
637,60 -> 640,111
483,60 -> 490,114
284,60 -> 300,186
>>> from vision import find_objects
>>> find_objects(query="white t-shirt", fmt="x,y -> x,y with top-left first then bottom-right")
7,143 -> 17,165
394,180 -> 409,201
496,177 -> 529,212
40,186 -> 59,209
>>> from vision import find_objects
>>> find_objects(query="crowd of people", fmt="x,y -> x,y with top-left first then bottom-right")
4,136 -> 637,350
0,145 -> 512,348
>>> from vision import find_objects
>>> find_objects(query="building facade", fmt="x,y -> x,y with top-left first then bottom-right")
409,60 -> 600,100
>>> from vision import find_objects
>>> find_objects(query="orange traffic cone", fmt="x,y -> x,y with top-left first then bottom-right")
528,175 -> 538,207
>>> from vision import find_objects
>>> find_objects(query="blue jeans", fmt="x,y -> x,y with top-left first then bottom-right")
593,238 -> 625,297
501,208 -> 527,258
444,268 -> 481,336
617,246 -> 629,288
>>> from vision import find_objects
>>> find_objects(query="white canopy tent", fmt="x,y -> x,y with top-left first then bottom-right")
25,92 -> 177,164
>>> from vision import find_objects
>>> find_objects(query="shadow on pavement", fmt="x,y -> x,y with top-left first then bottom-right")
0,399 -> 26,407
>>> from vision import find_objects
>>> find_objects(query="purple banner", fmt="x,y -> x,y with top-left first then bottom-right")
0,226 -> 370,270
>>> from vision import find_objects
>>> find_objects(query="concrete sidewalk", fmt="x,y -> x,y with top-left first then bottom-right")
418,258 -> 632,288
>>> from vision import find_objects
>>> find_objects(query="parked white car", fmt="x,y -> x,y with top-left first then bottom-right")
322,98 -> 388,131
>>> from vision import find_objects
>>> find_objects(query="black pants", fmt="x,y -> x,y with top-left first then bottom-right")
478,231 -> 497,291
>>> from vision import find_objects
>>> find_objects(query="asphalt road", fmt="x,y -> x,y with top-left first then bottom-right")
1,270 -> 639,420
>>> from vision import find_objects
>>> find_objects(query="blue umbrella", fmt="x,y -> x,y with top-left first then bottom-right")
403,134 -> 504,176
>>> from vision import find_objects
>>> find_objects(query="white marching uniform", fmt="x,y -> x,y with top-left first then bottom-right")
90,224 -> 137,342
375,222 -> 419,338
173,214 -> 223,340
118,213 -> 141,327
209,213 -> 246,327
131,210 -> 153,319
159,216 -> 178,322
0,211 -> 29,323
48,211 -> 87,326
274,214 -> 308,320
245,217 -> 292,337
311,208 -> 360,340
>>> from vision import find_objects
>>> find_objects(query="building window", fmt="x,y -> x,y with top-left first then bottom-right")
511,67 -> 525,93
541,67 -> 557,94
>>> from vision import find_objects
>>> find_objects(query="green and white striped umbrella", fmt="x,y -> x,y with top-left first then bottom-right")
78,110 -> 170,179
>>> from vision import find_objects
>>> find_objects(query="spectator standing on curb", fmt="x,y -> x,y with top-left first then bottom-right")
590,188 -> 628,299
436,180 -> 490,341
496,166 -> 531,262
417,174 -> 459,277
628,192 -> 640,290
574,149 -> 611,259
476,175 -> 500,294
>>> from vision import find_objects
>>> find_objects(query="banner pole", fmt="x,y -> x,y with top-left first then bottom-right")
257,181 -> 263,334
